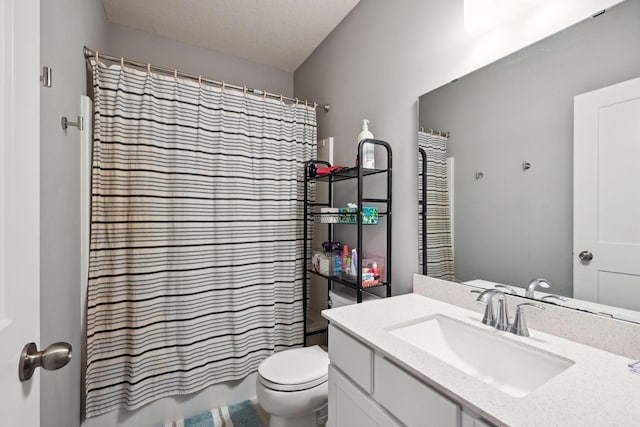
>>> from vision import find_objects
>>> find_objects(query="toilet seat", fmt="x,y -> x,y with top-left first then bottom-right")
258,345 -> 329,392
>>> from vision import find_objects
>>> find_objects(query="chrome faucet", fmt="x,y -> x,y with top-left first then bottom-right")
509,303 -> 545,337
494,294 -> 510,331
472,289 -> 545,337
526,278 -> 550,298
472,289 -> 496,326
474,289 -> 509,330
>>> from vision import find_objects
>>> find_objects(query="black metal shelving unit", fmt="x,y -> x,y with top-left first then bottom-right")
302,139 -> 392,345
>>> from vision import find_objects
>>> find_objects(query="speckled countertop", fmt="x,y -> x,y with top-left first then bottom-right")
322,293 -> 640,426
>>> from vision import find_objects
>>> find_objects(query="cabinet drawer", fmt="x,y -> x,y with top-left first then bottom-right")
329,325 -> 373,393
373,355 -> 460,427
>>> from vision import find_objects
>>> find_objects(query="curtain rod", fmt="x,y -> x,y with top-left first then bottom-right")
83,46 -> 330,112
419,127 -> 450,138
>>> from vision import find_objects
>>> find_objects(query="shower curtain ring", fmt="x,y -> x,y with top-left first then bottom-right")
243,86 -> 247,95
198,75 -> 202,86
222,81 -> 226,92
95,51 -> 99,62
120,57 -> 124,67
280,94 -> 284,103
174,69 -> 178,80
147,64 -> 151,74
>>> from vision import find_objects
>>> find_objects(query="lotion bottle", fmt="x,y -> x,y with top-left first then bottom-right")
358,119 -> 375,169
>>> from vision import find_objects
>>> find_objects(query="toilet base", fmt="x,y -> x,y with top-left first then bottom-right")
269,413 -> 315,427
256,377 -> 328,427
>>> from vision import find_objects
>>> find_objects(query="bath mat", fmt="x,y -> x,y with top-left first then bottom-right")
164,398 -> 269,427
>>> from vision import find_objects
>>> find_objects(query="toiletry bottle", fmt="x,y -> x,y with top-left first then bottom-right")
358,119 -> 375,169
342,245 -> 349,273
345,254 -> 351,275
351,249 -> 358,276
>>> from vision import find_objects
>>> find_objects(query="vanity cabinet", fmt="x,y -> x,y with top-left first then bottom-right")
328,325 -> 492,427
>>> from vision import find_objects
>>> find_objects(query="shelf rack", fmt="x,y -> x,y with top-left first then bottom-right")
302,139 -> 392,345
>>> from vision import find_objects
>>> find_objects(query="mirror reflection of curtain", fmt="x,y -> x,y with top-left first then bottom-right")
418,131 -> 454,280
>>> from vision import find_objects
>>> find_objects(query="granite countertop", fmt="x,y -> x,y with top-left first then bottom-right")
322,293 -> 640,426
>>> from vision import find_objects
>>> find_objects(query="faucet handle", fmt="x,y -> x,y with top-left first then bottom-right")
509,303 -> 545,337
540,294 -> 568,304
517,302 -> 545,310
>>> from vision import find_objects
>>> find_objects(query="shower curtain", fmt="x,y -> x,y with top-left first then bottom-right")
85,60 -> 316,416
418,131 -> 454,280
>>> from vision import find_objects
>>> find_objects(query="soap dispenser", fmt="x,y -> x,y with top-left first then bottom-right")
358,119 -> 375,169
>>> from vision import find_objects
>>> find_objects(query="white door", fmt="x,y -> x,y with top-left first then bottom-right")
0,0 -> 41,425
574,76 -> 640,311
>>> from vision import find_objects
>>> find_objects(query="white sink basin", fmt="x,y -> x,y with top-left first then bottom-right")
387,314 -> 574,398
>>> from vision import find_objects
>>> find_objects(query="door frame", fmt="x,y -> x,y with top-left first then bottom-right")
0,0 -> 41,425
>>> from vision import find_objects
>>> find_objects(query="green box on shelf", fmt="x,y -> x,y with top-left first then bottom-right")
338,207 -> 379,224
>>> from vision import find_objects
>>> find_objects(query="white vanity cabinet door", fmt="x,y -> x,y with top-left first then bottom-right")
328,325 -> 465,427
329,325 -> 374,392
461,408 -> 493,427
328,365 -> 400,427
373,355 -> 460,427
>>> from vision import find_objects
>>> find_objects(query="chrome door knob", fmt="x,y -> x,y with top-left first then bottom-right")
19,342 -> 72,381
578,250 -> 593,262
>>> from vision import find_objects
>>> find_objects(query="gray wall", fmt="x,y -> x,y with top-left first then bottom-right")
108,23 -> 293,97
40,2 -> 109,427
419,0 -> 640,295
294,0 -> 624,296
38,0 -> 624,425
40,5 -> 294,427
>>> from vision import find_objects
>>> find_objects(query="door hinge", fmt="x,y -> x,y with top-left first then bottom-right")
40,66 -> 52,88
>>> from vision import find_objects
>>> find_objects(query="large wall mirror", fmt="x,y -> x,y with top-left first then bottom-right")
418,0 -> 640,322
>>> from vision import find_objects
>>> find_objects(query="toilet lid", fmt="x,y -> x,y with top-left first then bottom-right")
258,345 -> 329,391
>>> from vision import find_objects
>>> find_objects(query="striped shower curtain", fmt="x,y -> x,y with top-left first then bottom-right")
418,131 -> 454,280
85,60 -> 316,416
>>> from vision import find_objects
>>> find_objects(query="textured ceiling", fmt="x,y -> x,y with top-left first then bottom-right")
102,0 -> 360,72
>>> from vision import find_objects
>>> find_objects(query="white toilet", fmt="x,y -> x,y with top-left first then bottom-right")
256,345 -> 329,427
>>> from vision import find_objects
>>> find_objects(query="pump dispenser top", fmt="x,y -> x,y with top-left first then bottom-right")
358,119 -> 372,140
358,119 -> 375,169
